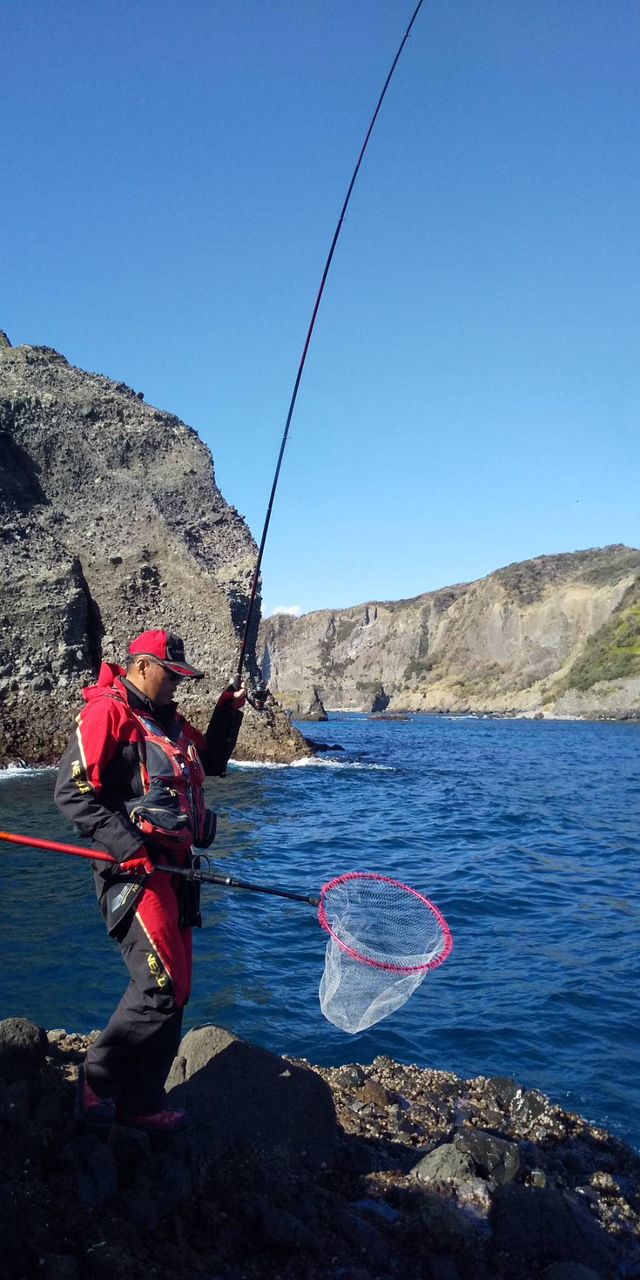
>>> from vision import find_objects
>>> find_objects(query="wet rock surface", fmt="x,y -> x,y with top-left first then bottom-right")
1,1019 -> 639,1280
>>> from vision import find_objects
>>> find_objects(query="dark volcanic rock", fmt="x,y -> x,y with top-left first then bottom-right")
370,684 -> 390,713
166,1024 -> 337,1172
411,1141 -> 476,1185
454,1127 -> 520,1186
490,1184 -> 616,1271
0,339 -> 308,766
0,1015 -> 48,1080
0,1027 -> 639,1280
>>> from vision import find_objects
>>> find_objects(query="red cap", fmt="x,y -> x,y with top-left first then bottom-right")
128,630 -> 204,679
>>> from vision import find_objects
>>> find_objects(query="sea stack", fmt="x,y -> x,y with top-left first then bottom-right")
0,338 -> 308,766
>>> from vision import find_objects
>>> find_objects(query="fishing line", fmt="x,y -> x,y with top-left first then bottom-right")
236,0 -> 426,686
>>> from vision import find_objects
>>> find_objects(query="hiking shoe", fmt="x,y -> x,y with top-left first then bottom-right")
75,1065 -> 116,1126
120,1107 -> 190,1134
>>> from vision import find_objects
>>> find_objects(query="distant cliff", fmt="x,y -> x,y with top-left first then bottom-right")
260,547 -> 640,720
0,334 -> 308,765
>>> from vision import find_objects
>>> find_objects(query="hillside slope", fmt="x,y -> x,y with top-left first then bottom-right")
260,547 -> 640,719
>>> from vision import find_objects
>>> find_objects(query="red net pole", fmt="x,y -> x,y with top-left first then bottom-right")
0,830 -> 115,864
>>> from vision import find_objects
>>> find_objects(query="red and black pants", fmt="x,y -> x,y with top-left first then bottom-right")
86,871 -> 192,1115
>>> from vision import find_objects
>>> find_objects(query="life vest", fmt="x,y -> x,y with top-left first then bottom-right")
93,676 -> 213,857
74,671 -> 214,934
125,707 -> 210,857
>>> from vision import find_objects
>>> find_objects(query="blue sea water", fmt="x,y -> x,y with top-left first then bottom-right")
1,713 -> 638,1150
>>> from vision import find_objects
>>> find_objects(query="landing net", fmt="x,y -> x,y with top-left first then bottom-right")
318,872 -> 452,1034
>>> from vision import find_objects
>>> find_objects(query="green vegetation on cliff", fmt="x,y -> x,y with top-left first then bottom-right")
495,545 -> 640,605
562,579 -> 640,691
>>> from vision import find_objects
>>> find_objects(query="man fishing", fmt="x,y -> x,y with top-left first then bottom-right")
50,0 -> 427,1134
54,628 -> 246,1133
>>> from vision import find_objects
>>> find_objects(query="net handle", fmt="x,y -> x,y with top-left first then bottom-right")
317,871 -> 453,974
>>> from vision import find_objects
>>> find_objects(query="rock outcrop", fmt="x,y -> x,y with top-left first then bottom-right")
0,336 -> 308,765
166,1024 -> 337,1171
1,1016 -> 639,1280
260,546 -> 640,719
281,685 -> 328,721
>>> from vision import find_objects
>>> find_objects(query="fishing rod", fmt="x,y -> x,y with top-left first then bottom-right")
236,0 -> 426,694
0,830 -> 319,908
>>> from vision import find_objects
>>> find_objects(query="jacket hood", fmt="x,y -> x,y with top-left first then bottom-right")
82,662 -> 126,702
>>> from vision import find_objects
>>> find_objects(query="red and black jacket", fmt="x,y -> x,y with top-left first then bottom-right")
54,663 -> 242,865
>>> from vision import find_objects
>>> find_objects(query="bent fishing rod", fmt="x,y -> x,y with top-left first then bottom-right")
236,0 -> 426,696
0,830 -> 319,908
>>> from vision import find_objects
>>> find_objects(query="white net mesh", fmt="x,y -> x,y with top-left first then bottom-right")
318,873 -> 451,1034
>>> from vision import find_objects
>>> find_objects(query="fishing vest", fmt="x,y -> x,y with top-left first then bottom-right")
125,707 -> 209,857
95,682 -> 210,858
95,689 -> 211,935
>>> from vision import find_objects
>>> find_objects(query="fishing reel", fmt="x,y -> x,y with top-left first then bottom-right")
247,682 -> 269,712
229,673 -> 269,712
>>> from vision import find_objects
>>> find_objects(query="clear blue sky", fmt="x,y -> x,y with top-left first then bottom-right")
2,1 -> 638,616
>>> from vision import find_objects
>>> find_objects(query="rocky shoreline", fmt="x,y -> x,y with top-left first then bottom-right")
1,1017 -> 638,1280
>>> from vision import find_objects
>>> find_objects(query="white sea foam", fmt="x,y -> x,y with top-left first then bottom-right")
292,756 -> 394,771
0,764 -> 56,780
230,756 -> 394,772
229,759 -> 290,770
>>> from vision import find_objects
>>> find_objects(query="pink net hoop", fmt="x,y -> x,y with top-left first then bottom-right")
318,871 -> 453,974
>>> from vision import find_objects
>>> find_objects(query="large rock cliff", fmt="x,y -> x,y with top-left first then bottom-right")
260,546 -> 640,719
0,334 -> 308,765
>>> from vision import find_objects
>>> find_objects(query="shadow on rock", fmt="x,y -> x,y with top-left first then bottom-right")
166,1024 -> 337,1173
1,1018 -> 640,1280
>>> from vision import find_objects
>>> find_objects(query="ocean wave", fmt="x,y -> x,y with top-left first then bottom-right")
230,756 -> 394,772
229,758 -> 295,770
0,764 -> 56,780
292,756 -> 394,771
